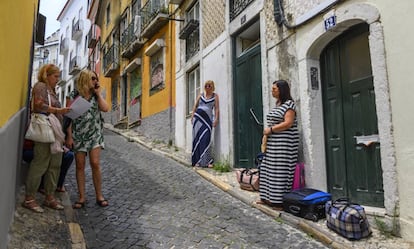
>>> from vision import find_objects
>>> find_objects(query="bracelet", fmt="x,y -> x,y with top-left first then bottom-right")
270,127 -> 274,134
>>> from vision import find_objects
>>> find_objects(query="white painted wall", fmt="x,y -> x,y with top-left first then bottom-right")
199,33 -> 232,163
373,0 -> 414,241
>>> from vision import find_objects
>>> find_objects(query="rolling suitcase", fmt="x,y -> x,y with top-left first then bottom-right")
283,188 -> 332,221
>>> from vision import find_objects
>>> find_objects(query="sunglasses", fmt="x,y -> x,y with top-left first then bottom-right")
205,85 -> 212,88
92,77 -> 98,81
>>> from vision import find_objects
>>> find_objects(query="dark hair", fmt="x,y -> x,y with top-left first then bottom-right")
274,80 -> 292,104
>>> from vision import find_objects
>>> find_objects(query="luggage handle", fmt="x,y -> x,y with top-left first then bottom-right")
288,205 -> 301,214
238,169 -> 259,191
333,198 -> 360,207
329,198 -> 366,222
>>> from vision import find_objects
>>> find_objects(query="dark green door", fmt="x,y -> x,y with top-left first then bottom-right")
234,44 -> 263,168
321,23 -> 384,207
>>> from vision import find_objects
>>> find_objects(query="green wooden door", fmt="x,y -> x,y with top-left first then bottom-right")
321,24 -> 384,207
234,44 -> 263,168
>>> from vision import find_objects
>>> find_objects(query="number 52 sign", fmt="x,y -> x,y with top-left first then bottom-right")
324,15 -> 336,31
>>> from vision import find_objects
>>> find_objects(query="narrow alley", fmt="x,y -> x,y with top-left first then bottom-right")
63,129 -> 327,248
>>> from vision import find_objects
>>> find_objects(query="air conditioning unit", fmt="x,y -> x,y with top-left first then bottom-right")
134,15 -> 142,37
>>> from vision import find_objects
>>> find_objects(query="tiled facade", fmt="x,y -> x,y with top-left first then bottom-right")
202,0 -> 226,48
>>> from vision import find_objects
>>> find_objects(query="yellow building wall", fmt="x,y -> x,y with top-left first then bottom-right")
0,0 -> 38,127
98,0 -> 121,111
141,22 -> 176,118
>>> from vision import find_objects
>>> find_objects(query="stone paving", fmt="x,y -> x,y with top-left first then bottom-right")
6,124 -> 414,249
63,129 -> 327,249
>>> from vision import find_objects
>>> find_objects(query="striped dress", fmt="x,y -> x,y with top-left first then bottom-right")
192,93 -> 216,167
259,100 -> 299,205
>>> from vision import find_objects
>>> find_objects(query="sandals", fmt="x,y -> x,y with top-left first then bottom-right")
72,199 -> 109,208
43,198 -> 64,210
73,201 -> 85,209
96,199 -> 109,207
22,199 -> 44,213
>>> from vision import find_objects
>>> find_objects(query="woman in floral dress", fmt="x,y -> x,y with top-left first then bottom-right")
66,69 -> 109,209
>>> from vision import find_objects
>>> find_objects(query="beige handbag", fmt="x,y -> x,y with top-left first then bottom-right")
25,113 -> 55,143
24,92 -> 55,143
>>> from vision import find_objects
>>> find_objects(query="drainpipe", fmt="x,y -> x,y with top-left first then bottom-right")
168,6 -> 174,146
274,0 -> 341,29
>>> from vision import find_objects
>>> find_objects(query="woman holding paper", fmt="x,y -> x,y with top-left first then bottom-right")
23,64 -> 71,213
66,69 -> 109,209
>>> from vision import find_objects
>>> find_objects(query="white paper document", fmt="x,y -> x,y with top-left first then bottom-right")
65,97 -> 92,119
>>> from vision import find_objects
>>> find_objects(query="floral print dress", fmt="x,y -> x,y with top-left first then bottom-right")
70,92 -> 104,153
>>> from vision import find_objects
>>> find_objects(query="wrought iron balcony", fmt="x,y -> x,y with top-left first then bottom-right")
103,44 -> 119,77
230,0 -> 255,21
59,38 -> 69,55
69,56 -> 81,75
87,24 -> 98,48
179,19 -> 199,40
140,0 -> 169,39
185,29 -> 200,61
120,16 -> 145,59
71,20 -> 83,40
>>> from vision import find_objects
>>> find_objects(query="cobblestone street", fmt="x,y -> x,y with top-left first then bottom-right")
63,130 -> 327,248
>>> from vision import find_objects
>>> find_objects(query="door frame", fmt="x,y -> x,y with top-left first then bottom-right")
295,3 -> 397,213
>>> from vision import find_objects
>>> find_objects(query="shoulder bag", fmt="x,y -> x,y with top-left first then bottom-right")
24,92 -> 55,143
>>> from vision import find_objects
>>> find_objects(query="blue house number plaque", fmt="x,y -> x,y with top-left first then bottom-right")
324,15 -> 336,31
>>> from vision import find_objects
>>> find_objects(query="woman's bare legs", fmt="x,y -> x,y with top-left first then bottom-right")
89,147 -> 108,206
74,152 -> 87,208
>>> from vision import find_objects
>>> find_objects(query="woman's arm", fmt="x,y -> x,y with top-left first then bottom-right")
213,93 -> 220,127
92,87 -> 109,112
264,109 -> 295,135
191,95 -> 201,123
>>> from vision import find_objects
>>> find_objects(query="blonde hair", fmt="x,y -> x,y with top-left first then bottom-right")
37,64 -> 60,84
76,69 -> 97,97
204,80 -> 215,91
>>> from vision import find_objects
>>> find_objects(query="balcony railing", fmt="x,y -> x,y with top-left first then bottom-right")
179,19 -> 199,40
87,24 -> 98,48
120,16 -> 145,59
230,0 -> 255,21
103,44 -> 119,77
71,20 -> 83,40
185,28 -> 200,61
69,56 -> 81,75
140,0 -> 169,38
59,38 -> 69,55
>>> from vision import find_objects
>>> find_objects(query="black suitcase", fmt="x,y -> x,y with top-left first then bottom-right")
283,188 -> 332,221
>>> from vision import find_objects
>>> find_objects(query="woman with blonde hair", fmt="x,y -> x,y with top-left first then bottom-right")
66,69 -> 109,208
23,64 -> 71,213
191,80 -> 220,168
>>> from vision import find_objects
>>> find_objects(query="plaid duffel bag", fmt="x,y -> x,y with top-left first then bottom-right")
325,198 -> 372,240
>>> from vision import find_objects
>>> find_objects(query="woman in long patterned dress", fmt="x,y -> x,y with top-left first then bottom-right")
66,69 -> 109,209
257,80 -> 299,210
191,80 -> 220,168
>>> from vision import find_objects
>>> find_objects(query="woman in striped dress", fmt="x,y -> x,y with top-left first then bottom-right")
257,80 -> 299,210
191,80 -> 220,168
